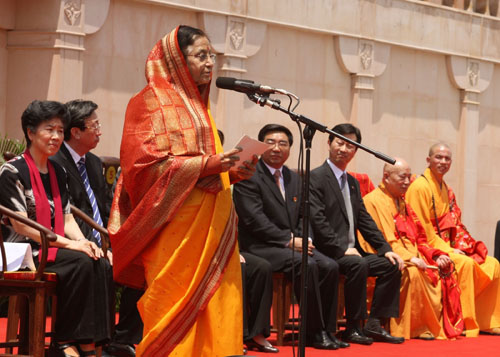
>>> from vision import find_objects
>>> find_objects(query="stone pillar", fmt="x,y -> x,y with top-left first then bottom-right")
198,12 -> 266,147
334,36 -> 390,172
5,0 -> 109,138
446,55 -> 494,230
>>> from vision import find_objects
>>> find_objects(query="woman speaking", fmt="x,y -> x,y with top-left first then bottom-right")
109,25 -> 256,356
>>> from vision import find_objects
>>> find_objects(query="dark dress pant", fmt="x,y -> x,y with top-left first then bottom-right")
337,254 -> 401,323
241,252 -> 273,340
249,246 -> 339,332
114,287 -> 144,345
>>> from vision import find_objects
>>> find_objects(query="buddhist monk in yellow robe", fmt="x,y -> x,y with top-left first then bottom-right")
406,143 -> 500,337
362,158 -> 462,340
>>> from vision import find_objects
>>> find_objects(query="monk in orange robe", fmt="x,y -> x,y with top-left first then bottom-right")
108,26 -> 257,356
406,143 -> 500,336
361,158 -> 463,340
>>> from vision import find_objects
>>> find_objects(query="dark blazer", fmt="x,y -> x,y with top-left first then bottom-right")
52,143 -> 111,240
233,159 -> 302,253
309,161 -> 391,260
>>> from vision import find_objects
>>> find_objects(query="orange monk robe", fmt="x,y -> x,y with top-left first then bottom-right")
406,168 -> 500,336
361,184 -> 446,339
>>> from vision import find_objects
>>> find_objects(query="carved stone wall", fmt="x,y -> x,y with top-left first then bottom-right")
1,0 -> 500,250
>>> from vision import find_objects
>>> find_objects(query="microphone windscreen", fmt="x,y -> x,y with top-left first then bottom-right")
215,77 -> 236,89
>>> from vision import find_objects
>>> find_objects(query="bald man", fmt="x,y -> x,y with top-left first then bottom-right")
361,159 -> 461,340
406,144 -> 500,336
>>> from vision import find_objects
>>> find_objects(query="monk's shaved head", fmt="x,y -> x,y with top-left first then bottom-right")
427,143 -> 452,180
383,158 -> 410,175
382,157 -> 412,198
428,142 -> 451,157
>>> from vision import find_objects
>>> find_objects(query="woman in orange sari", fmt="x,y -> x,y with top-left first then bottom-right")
108,26 -> 256,356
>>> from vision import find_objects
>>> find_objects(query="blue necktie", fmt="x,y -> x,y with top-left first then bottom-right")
77,157 -> 102,247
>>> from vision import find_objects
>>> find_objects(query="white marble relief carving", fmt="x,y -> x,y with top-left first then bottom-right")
64,1 -> 81,26
468,61 -> 479,87
359,43 -> 373,70
229,21 -> 245,51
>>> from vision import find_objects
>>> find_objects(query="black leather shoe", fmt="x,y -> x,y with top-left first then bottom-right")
341,328 -> 373,345
328,332 -> 350,348
363,327 -> 405,344
105,342 -> 136,356
307,331 -> 339,350
244,339 -> 279,353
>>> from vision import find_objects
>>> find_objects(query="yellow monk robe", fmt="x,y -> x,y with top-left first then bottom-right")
362,184 -> 445,339
406,168 -> 500,336
109,27 -> 242,356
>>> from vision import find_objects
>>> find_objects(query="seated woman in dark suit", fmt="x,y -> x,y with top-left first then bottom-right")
0,100 -> 112,357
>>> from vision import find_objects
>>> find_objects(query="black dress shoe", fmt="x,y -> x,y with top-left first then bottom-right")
363,326 -> 405,344
341,328 -> 374,345
327,332 -> 350,348
307,331 -> 339,350
244,339 -> 279,353
105,342 -> 136,356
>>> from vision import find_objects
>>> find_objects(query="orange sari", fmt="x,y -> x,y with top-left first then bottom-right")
108,27 -> 242,356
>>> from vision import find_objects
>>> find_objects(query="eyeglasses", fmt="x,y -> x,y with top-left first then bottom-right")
85,122 -> 101,131
187,52 -> 216,63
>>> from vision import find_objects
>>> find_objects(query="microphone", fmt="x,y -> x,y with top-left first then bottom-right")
216,77 -> 276,94
216,77 -> 298,99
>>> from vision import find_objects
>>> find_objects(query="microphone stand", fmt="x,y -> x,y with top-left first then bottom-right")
247,93 -> 395,357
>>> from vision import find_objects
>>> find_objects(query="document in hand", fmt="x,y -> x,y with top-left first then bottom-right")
231,135 -> 272,168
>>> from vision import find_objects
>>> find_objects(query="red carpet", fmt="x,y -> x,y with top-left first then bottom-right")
247,333 -> 500,356
2,317 -> 498,356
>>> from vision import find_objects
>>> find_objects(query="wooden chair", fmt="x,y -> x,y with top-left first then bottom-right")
271,273 -> 291,346
0,204 -> 58,357
0,204 -> 111,357
100,156 -> 120,198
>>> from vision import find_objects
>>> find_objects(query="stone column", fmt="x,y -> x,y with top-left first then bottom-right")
334,36 -> 390,173
446,55 -> 494,230
198,12 -> 266,147
5,0 -> 109,137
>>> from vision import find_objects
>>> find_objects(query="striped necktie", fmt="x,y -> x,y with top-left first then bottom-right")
77,157 -> 102,247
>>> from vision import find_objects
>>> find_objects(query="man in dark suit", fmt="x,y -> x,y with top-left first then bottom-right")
233,124 -> 343,350
52,100 -> 143,356
309,123 -> 405,345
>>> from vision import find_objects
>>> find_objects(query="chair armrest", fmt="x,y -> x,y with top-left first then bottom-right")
0,204 -> 57,279
70,204 -> 110,258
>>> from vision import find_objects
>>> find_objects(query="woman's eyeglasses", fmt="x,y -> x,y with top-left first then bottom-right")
187,52 -> 216,63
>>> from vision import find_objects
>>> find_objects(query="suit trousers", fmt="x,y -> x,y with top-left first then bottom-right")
114,286 -> 144,345
337,254 -> 400,323
241,252 -> 273,340
249,246 -> 339,332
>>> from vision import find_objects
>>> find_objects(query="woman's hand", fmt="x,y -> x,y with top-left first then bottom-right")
70,239 -> 102,260
219,147 -> 242,172
233,154 -> 258,180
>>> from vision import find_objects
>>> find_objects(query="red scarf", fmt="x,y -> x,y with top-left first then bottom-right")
24,149 -> 64,262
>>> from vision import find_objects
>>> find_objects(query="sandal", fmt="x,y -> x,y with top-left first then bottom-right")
49,341 -> 79,357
